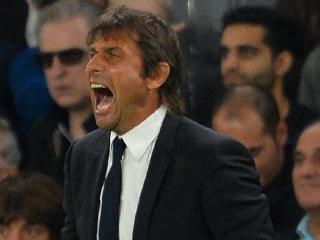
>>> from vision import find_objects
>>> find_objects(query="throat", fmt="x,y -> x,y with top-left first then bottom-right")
96,89 -> 113,110
97,95 -> 113,110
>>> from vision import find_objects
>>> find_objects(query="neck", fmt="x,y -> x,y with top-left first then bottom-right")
115,93 -> 162,135
272,77 -> 289,120
68,105 -> 93,139
308,212 -> 320,239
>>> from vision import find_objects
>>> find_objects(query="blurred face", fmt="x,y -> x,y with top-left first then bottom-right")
220,24 -> 275,89
39,16 -> 91,111
212,107 -> 283,187
86,32 -> 162,134
293,124 -> 320,213
0,219 -> 50,240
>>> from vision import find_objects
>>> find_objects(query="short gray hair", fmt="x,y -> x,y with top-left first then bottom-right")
36,0 -> 102,41
0,118 -> 21,167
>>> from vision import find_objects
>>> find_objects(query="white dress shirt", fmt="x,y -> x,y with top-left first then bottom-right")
97,106 -> 166,240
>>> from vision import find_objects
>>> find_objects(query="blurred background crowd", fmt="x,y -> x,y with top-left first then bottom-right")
0,0 -> 320,239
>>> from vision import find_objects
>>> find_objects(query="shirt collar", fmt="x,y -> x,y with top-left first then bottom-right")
110,106 -> 166,162
297,215 -> 313,240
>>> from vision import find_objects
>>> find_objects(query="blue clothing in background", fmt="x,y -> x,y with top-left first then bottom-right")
9,47 -> 53,144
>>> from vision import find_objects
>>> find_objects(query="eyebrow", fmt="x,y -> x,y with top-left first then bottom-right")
220,43 -> 258,49
89,45 -> 119,51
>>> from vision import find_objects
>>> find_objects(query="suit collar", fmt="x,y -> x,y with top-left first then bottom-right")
133,112 -> 181,240
91,129 -> 111,239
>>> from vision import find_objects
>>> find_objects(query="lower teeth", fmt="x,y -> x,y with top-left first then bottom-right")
97,104 -> 109,110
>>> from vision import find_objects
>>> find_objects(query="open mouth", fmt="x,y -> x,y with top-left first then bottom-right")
90,83 -> 113,110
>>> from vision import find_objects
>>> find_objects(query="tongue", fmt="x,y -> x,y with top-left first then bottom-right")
97,95 -> 113,110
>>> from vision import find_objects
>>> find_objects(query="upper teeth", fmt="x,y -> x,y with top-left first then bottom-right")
90,83 -> 106,89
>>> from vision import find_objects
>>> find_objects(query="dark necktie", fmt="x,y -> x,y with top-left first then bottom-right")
99,137 -> 126,240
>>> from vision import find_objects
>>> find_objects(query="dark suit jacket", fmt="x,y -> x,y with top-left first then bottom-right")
62,113 -> 274,240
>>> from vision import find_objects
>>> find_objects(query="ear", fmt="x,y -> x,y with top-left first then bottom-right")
275,120 -> 288,150
274,51 -> 293,77
145,62 -> 170,90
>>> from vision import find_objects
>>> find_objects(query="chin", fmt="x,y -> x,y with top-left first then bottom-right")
95,118 -> 113,130
298,198 -> 320,212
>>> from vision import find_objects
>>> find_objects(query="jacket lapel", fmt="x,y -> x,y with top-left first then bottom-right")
89,130 -> 111,239
133,113 -> 180,240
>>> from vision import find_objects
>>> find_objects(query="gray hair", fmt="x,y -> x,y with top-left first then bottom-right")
0,118 -> 21,167
36,0 -> 102,41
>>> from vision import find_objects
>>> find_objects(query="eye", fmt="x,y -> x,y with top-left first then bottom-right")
88,49 -> 97,59
249,147 -> 262,158
105,50 -> 120,59
238,46 -> 258,59
23,224 -> 48,239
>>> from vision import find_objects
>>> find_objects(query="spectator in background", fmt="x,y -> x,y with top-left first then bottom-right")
212,85 -> 302,240
167,0 -> 278,127
293,121 -> 320,240
220,6 -> 318,171
0,173 -> 64,240
0,118 -> 20,181
9,47 -> 54,167
27,0 -> 101,187
8,0 -> 58,168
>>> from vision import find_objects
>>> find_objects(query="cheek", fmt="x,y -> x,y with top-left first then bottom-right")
221,60 -> 228,71
45,79 -> 56,96
255,148 -> 275,174
254,155 -> 268,175
71,63 -> 87,78
250,59 -> 273,74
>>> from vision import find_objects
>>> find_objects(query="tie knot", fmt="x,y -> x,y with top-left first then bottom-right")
113,137 -> 126,163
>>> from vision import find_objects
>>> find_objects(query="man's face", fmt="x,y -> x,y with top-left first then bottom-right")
293,124 -> 320,212
0,219 -> 49,240
212,107 -> 283,187
220,24 -> 275,89
39,16 -> 91,111
86,32 -> 162,134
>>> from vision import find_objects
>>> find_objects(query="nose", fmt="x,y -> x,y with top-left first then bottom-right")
86,53 -> 105,74
298,158 -> 319,178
